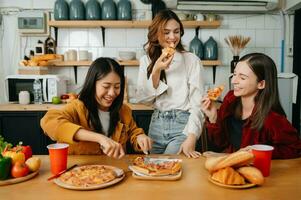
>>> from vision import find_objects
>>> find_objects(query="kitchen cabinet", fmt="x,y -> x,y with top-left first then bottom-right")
0,111 -> 52,154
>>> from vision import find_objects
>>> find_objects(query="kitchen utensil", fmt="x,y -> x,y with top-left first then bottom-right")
119,51 -> 136,60
47,164 -> 78,181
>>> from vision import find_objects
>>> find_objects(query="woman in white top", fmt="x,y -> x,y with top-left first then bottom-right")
136,9 -> 205,158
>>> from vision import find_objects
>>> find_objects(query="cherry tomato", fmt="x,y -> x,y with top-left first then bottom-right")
11,161 -> 30,178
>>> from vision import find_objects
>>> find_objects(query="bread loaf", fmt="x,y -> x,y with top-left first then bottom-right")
212,151 -> 254,171
211,167 -> 246,185
205,155 -> 228,172
237,166 -> 264,185
32,54 -> 57,62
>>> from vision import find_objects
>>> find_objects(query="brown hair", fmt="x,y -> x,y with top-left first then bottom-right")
238,53 -> 285,130
144,9 -> 185,82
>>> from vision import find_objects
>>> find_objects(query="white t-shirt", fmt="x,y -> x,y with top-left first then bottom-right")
98,109 -> 110,136
136,51 -> 205,138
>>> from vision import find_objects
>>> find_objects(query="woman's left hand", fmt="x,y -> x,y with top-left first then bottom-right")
177,134 -> 201,158
137,134 -> 153,154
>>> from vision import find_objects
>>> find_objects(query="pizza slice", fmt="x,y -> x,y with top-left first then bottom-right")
131,156 -> 182,176
162,43 -> 176,58
207,85 -> 224,101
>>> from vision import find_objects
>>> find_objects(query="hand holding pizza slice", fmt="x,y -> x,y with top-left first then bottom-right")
162,43 -> 176,59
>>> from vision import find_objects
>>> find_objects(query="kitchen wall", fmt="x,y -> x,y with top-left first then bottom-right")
0,0 -> 295,103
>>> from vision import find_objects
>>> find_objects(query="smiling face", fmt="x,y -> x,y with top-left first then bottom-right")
95,72 -> 121,111
158,19 -> 181,49
231,61 -> 265,99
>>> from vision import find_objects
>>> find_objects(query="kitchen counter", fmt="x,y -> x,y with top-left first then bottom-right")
0,102 -> 153,111
0,155 -> 300,200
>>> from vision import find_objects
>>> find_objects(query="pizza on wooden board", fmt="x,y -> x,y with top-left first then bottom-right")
207,85 -> 224,101
58,165 -> 117,187
131,156 -> 182,176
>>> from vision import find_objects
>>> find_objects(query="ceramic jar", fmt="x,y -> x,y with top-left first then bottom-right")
19,91 -> 30,105
117,0 -> 132,20
101,0 -> 117,20
204,36 -> 218,60
54,0 -> 69,20
189,35 -> 203,59
69,0 -> 85,20
86,0 -> 101,20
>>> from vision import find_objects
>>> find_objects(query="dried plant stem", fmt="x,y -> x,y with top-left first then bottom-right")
224,35 -> 251,56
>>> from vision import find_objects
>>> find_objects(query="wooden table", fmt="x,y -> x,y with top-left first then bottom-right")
0,155 -> 300,200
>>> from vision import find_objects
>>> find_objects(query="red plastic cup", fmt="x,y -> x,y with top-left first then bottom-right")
47,143 -> 69,175
251,144 -> 274,177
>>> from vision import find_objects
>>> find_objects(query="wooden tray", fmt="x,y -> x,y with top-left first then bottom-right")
208,176 -> 256,189
0,171 -> 39,186
132,170 -> 182,181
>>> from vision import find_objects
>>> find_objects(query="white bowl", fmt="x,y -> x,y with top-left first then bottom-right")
119,51 -> 136,60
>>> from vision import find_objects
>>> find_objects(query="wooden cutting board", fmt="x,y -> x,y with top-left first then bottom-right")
0,171 -> 39,186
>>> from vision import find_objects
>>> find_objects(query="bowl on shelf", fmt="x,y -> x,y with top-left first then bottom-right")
118,51 -> 136,60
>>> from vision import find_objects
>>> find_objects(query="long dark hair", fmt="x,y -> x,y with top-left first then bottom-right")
79,57 -> 125,137
238,53 -> 285,130
145,9 -> 185,82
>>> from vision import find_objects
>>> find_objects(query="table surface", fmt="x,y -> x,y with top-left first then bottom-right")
1,155 -> 300,200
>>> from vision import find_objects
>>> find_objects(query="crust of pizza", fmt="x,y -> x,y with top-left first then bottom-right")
207,85 -> 224,101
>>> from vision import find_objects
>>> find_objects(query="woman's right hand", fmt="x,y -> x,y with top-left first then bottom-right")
98,136 -> 125,159
200,96 -> 218,123
153,51 -> 174,72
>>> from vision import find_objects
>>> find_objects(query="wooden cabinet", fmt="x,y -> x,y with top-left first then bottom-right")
0,111 -> 53,154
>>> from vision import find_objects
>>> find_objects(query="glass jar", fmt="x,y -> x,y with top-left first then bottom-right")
101,0 -> 117,20
204,36 -> 218,60
54,0 -> 69,20
86,0 -> 101,20
117,0 -> 132,20
69,0 -> 85,20
189,35 -> 204,59
19,91 -> 30,105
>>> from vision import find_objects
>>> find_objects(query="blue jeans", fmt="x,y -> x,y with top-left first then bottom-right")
148,109 -> 189,154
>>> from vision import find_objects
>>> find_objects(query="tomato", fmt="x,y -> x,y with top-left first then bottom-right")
11,161 -> 30,178
20,146 -> 32,160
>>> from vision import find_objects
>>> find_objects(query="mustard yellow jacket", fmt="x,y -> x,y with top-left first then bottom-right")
40,99 -> 144,155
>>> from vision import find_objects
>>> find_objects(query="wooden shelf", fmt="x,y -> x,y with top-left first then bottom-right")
47,60 -> 221,67
48,20 -> 221,29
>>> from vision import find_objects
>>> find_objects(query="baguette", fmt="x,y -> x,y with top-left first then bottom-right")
237,166 -> 264,185
212,151 -> 254,171
205,155 -> 228,173
32,54 -> 57,62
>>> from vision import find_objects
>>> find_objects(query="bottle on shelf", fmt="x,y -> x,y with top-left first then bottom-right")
33,78 -> 43,104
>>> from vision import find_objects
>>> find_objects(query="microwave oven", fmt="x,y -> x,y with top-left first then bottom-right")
5,74 -> 67,103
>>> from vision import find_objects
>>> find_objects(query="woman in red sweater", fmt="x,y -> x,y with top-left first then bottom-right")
201,53 -> 301,159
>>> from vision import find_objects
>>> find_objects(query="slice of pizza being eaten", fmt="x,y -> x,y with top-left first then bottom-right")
162,43 -> 176,58
131,156 -> 182,176
207,85 -> 224,101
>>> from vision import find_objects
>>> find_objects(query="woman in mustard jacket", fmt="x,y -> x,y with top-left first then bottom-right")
41,57 -> 152,158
